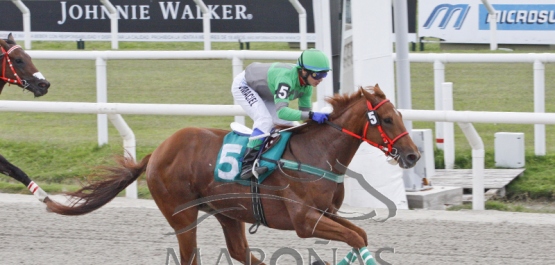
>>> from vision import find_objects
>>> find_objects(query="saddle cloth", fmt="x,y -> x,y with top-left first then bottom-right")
214,130 -> 292,185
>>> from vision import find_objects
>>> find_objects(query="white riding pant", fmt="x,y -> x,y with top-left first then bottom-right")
231,71 -> 294,134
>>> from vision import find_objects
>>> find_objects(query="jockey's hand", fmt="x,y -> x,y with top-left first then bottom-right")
309,111 -> 329,124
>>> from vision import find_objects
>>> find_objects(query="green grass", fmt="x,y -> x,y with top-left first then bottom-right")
447,199 -> 555,214
1,41 -> 555,210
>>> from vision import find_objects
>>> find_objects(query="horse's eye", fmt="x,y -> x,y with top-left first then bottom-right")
384,117 -> 393,124
15,58 -> 23,64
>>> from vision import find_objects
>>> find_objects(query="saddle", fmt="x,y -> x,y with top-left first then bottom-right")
229,122 -> 284,154
213,125 -> 292,185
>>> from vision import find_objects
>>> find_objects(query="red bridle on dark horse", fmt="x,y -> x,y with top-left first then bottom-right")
0,45 -> 27,88
326,98 -> 409,161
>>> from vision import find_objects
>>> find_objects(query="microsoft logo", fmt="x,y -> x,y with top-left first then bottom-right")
423,4 -> 470,30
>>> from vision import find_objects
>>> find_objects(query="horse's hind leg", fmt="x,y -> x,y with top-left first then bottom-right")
154,200 -> 201,265
0,154 -> 32,186
148,179 -> 201,264
215,214 -> 264,265
0,154 -> 49,202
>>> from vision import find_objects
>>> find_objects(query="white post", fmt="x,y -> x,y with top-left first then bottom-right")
434,60 -> 445,149
394,0 -> 420,190
442,82 -> 454,169
458,122 -> 485,210
350,0 -> 395,96
107,114 -> 137,199
347,1 -> 404,199
232,56 -> 245,125
193,0 -> 211,51
100,0 -> 118,50
481,0 -> 498,51
289,0 -> 308,50
472,148 -> 485,210
312,0 -> 334,108
489,13 -> 498,51
533,59 -> 546,156
202,13 -> 211,50
11,0 -> 31,49
96,56 -> 109,146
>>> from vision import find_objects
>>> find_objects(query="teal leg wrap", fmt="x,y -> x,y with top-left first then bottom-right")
337,249 -> 357,265
358,247 -> 377,265
337,247 -> 376,265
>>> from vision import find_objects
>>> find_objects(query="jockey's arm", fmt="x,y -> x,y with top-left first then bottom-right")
275,91 -> 313,121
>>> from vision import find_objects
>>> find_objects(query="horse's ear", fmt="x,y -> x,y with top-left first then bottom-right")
359,86 -> 373,101
358,86 -> 368,96
8,33 -> 15,43
0,38 -> 8,51
373,84 -> 383,94
360,85 -> 376,95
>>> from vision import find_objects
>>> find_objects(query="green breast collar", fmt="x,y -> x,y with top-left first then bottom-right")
278,159 -> 344,183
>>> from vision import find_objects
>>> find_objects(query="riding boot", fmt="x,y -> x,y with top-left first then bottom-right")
240,148 -> 268,180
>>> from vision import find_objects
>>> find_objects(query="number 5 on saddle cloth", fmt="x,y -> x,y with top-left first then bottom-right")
213,128 -> 344,185
214,129 -> 292,185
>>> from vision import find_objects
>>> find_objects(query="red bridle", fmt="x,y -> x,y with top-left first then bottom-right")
0,45 -> 26,87
326,99 -> 409,159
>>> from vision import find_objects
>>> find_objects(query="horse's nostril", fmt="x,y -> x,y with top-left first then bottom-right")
407,153 -> 418,162
39,82 -> 50,89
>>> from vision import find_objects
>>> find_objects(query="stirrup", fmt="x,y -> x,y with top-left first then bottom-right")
251,158 -> 268,178
240,159 -> 268,180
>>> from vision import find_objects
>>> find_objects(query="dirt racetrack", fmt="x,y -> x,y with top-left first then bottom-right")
1,193 -> 554,265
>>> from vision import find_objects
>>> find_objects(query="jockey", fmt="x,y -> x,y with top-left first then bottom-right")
231,48 -> 331,179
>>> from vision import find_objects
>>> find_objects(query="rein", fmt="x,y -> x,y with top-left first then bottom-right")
325,98 -> 409,160
0,45 -> 27,88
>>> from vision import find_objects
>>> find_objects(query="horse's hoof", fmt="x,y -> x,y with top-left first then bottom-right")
311,260 -> 327,265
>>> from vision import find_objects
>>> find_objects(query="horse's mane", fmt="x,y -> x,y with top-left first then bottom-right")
327,91 -> 362,120
288,86 -> 384,135
327,86 -> 385,120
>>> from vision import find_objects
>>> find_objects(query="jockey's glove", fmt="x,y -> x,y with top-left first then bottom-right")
309,111 -> 329,124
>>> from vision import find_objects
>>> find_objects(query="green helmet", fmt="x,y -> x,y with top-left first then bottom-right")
297,49 -> 331,72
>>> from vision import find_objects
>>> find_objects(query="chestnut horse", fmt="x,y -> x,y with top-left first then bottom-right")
45,85 -> 420,265
0,33 -> 51,202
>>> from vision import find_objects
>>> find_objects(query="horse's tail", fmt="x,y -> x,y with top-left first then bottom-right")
45,154 -> 151,216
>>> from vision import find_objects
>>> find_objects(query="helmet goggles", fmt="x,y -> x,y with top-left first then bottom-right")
307,70 -> 328,80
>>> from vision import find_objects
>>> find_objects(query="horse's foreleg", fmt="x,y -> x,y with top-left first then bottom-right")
291,210 -> 377,264
291,210 -> 366,249
328,214 -> 368,246
0,154 -> 49,202
215,214 -> 265,265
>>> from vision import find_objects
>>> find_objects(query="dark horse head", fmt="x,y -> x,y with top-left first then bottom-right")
0,33 -> 50,97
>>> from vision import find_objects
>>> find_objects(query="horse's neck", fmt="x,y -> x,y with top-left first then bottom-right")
290,103 -> 366,173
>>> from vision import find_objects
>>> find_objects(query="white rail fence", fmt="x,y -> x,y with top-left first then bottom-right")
27,51 -> 555,156
396,53 -> 555,156
27,50 -> 302,146
1,100 -> 555,210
